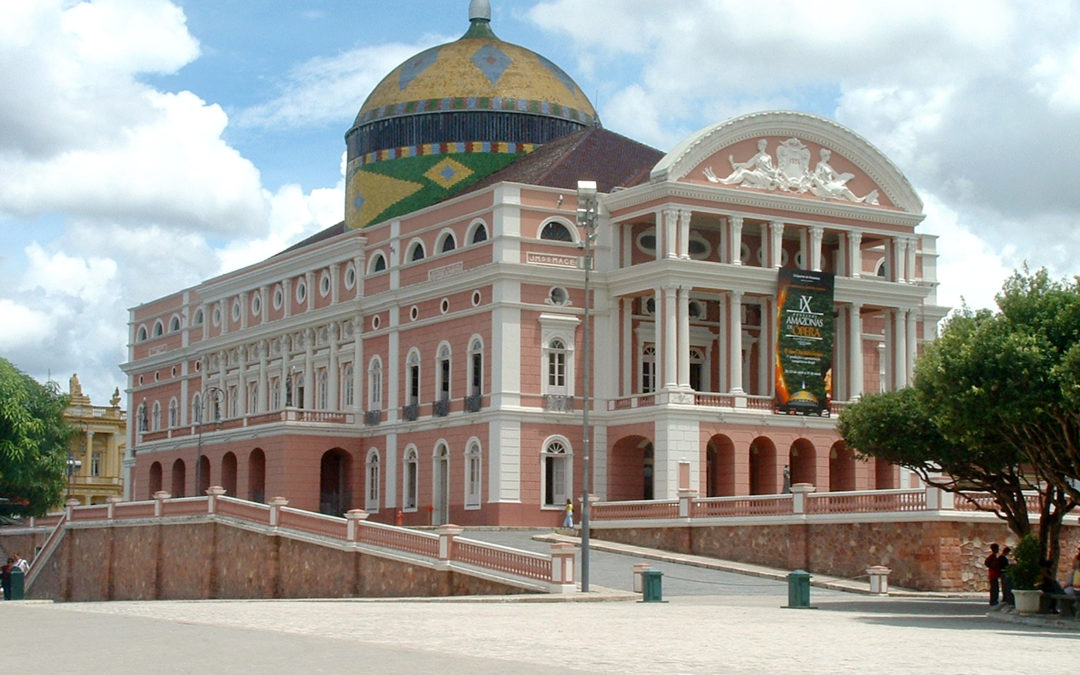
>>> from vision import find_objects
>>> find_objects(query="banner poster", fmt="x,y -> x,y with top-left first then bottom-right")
774,268 -> 835,416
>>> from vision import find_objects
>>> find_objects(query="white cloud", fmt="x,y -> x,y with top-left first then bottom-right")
234,36 -> 454,130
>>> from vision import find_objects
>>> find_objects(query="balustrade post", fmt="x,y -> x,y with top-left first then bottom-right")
867,565 -> 891,595
678,489 -> 698,518
269,496 -> 289,526
206,485 -> 226,514
106,495 -> 123,519
65,498 -> 80,520
790,483 -> 815,514
153,491 -> 170,517
549,541 -> 576,593
437,524 -> 463,562
633,562 -> 653,592
346,509 -> 370,541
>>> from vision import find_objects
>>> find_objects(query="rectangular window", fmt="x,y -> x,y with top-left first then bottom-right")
408,365 -> 419,405
466,454 -> 481,508
91,452 -> 102,477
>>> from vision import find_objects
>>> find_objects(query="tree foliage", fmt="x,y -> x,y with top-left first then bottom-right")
839,268 -> 1080,566
0,358 -> 69,516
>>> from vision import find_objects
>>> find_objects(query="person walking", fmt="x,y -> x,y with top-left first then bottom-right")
998,546 -> 1014,605
984,543 -> 1001,605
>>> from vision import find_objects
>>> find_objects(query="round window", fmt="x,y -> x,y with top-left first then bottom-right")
273,286 -> 283,310
252,294 -> 261,316
472,290 -> 482,306
212,307 -> 221,326
410,305 -> 419,321
440,298 -> 450,314
344,265 -> 356,290
372,315 -> 381,330
296,279 -> 307,303
320,271 -> 331,297
549,287 -> 568,305
232,299 -> 241,321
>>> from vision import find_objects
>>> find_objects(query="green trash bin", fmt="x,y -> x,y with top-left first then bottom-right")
9,567 -> 25,601
642,569 -> 664,603
785,569 -> 814,609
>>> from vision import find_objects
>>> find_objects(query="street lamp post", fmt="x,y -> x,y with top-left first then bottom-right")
195,385 -> 224,497
576,180 -> 599,593
67,423 -> 86,503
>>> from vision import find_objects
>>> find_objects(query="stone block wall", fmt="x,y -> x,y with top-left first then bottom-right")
23,519 -> 535,602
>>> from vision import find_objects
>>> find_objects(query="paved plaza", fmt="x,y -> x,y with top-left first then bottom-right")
4,531 -> 1076,673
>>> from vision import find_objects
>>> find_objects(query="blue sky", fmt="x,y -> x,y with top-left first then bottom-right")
2,0 -> 1080,403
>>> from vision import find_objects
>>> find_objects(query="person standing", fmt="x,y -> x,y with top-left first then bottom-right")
984,543 -> 1001,605
562,498 -> 574,528
1,557 -> 12,601
998,546 -> 1014,605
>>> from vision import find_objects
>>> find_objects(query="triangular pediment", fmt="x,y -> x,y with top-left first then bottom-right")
651,111 -> 922,214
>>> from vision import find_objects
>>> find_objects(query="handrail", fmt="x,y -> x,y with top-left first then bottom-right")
25,512 -> 67,590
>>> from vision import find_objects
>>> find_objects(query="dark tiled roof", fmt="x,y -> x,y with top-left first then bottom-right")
275,127 -> 662,258
461,126 -> 663,194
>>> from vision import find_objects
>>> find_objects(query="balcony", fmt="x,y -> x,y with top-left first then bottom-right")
544,394 -> 575,412
433,398 -> 450,417
402,403 -> 419,422
464,394 -> 482,413
364,410 -> 381,426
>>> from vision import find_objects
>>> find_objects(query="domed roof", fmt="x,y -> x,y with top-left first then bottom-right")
343,1 -> 600,230
353,7 -> 596,130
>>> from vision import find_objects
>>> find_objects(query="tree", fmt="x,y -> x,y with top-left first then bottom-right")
839,268 -> 1080,567
0,358 -> 69,516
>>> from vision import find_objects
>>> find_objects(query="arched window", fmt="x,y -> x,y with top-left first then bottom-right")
471,223 -> 488,244
408,241 -> 425,262
468,338 -> 483,398
137,325 -> 148,342
439,231 -> 456,253
406,349 -> 420,406
169,315 -> 181,332
369,252 -> 387,273
168,398 -> 178,428
153,320 -> 164,337
403,447 -> 418,511
546,338 -> 567,394
317,368 -> 329,409
541,438 -> 572,507
343,364 -> 355,408
368,357 -> 382,410
191,393 -> 202,423
151,401 -> 161,431
641,344 -> 656,394
540,221 -> 573,242
365,449 -> 380,512
435,343 -> 451,403
465,441 -> 482,508
193,309 -> 204,325
270,378 -> 281,410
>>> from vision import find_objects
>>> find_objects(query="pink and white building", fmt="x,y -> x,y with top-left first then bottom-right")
123,3 -> 947,527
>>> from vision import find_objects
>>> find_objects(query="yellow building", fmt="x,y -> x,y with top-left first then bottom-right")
63,374 -> 126,505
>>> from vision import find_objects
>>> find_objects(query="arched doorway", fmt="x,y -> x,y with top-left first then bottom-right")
197,455 -> 211,496
829,442 -> 856,491
319,448 -> 351,515
749,437 -> 777,495
248,448 -> 266,502
608,435 -> 653,501
432,443 -> 450,525
705,435 -> 735,497
171,459 -> 186,498
149,461 -> 163,496
789,438 -> 816,487
221,452 -> 238,496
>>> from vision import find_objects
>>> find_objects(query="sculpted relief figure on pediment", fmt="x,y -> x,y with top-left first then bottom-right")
704,138 -> 879,205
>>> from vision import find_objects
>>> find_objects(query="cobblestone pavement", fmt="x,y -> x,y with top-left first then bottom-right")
5,530 -> 1076,673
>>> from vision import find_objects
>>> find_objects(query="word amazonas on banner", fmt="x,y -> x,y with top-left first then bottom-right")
774,268 -> 835,416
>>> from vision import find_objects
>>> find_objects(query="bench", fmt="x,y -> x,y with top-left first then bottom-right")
1043,592 -> 1080,619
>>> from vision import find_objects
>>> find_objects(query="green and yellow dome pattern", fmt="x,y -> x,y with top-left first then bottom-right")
344,7 -> 598,229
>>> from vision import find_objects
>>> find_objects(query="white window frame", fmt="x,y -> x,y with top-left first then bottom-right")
435,342 -> 451,402
468,336 -> 483,397
405,348 -> 421,406
365,448 -> 380,512
368,357 -> 382,410
343,364 -> 355,408
541,436 -> 573,508
465,440 -> 482,509
403,446 -> 419,512
538,314 -> 579,397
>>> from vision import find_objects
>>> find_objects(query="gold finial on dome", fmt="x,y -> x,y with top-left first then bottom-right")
469,0 -> 491,23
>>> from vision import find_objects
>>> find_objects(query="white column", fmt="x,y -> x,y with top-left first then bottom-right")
905,308 -> 917,384
849,231 -> 863,278
809,226 -> 824,272
260,286 -> 268,325
729,216 -> 743,265
729,290 -> 744,394
893,308 -> 907,388
663,284 -> 678,389
654,211 -> 664,262
717,293 -> 729,390
663,208 -> 678,259
677,286 -> 690,388
328,323 -> 339,410
678,209 -> 691,260
303,329 -> 315,409
283,279 -> 292,318
353,317 -> 364,410
893,237 -> 907,283
239,292 -> 248,331
848,302 -> 863,399
906,236 -> 918,282
257,341 -> 268,414
305,271 -> 315,312
237,345 -> 247,416
769,221 -> 784,268
621,298 -> 633,396
281,336 -> 291,408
